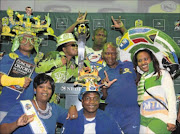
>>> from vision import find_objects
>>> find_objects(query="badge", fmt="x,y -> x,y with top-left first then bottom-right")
9,52 -> 19,59
119,68 -> 123,74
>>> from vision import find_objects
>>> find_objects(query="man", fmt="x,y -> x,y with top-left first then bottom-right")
35,33 -> 82,104
64,12 -> 127,110
85,27 -> 107,71
99,42 -> 140,134
35,33 -> 79,83
24,6 -> 33,20
62,87 -> 122,134
64,12 -> 126,71
0,34 -> 37,122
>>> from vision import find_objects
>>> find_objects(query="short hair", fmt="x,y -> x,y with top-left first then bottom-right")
102,42 -> 120,60
33,73 -> 55,94
56,44 -> 65,52
102,42 -> 117,52
82,91 -> 100,100
25,6 -> 32,10
94,27 -> 107,37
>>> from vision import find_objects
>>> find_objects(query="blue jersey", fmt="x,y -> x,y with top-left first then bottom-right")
1,101 -> 67,134
0,50 -> 37,112
99,60 -> 140,134
62,109 -> 122,134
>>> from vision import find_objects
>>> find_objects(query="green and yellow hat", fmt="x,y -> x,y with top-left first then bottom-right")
56,33 -> 77,47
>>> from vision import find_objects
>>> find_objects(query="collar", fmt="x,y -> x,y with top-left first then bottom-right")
15,50 -> 34,60
106,60 -> 122,70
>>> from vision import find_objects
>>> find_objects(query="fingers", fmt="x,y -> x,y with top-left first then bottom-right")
111,16 -> 116,26
111,79 -> 117,84
21,114 -> 29,123
84,67 -> 91,73
27,114 -> 35,123
25,77 -> 32,81
66,113 -> 77,120
84,11 -> 87,17
67,105 -> 78,120
23,77 -> 32,88
104,71 -> 109,82
111,16 -> 115,22
118,16 -> 121,21
167,123 -> 176,131
111,24 -> 115,26
66,113 -> 70,120
17,114 -> 34,127
102,71 -> 116,88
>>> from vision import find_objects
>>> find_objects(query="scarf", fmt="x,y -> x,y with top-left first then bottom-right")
137,61 -> 154,105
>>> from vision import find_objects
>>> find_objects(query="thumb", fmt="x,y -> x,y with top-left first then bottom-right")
109,79 -> 117,86
66,113 -> 70,120
112,79 -> 117,83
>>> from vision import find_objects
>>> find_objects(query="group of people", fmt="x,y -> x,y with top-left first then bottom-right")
0,7 -> 179,134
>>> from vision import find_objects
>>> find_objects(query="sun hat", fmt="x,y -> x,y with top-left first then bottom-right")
56,33 -> 77,47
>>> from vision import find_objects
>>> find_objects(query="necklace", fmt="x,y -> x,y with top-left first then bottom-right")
34,99 -> 52,119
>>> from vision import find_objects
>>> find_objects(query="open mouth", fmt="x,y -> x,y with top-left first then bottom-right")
41,93 -> 48,97
141,64 -> 148,69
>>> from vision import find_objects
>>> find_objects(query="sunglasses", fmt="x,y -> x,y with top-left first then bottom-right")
66,44 -> 78,47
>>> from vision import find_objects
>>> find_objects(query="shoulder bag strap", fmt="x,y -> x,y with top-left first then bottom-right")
144,85 -> 168,111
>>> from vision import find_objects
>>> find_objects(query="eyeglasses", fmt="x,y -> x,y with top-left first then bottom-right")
19,36 -> 35,45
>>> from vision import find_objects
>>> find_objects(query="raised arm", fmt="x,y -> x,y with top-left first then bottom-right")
101,71 -> 117,99
111,16 -> 127,35
63,11 -> 89,33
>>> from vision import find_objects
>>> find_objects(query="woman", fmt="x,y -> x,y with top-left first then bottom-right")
133,49 -> 177,134
0,73 -> 77,134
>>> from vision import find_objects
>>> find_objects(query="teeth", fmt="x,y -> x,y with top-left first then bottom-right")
42,93 -> 48,96
142,65 -> 148,68
89,105 -> 95,108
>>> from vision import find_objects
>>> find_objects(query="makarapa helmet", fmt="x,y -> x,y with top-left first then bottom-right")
56,33 -> 77,47
78,86 -> 103,101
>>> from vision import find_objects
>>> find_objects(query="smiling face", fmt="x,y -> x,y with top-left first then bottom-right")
102,44 -> 118,68
137,51 -> 152,72
82,92 -> 100,118
26,7 -> 32,16
19,34 -> 34,53
34,81 -> 53,103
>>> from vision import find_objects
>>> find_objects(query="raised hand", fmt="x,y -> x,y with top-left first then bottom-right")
23,77 -> 32,88
111,16 -> 124,29
101,71 -> 117,88
76,11 -> 89,24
